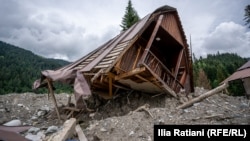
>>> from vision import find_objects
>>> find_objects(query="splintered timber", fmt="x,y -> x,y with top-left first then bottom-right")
158,129 -> 205,136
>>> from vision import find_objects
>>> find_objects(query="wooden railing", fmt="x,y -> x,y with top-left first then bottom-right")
143,50 -> 183,92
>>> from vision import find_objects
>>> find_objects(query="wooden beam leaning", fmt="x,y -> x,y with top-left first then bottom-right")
46,78 -> 61,120
91,69 -> 103,83
177,82 -> 229,109
139,15 -> 164,66
114,67 -> 146,81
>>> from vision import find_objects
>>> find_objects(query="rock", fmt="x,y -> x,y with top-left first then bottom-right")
25,131 -> 45,141
17,103 -> 25,107
31,116 -> 38,120
100,127 -> 107,132
45,126 -> 58,135
37,110 -> 46,117
40,106 -> 50,112
3,119 -> 21,126
240,103 -> 248,109
28,127 -> 40,134
129,131 -> 134,136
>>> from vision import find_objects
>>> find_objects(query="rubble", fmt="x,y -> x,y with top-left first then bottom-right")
0,88 -> 249,140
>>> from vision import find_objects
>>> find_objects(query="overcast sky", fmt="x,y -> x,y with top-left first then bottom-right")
0,0 -> 249,61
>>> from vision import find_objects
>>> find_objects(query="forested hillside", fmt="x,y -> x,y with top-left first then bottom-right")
193,52 -> 248,95
0,41 -> 71,94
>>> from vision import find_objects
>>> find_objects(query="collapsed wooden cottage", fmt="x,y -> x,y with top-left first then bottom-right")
33,5 -> 194,109
222,60 -> 250,98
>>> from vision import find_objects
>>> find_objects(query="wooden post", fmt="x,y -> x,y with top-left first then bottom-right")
177,83 -> 228,109
108,73 -> 115,97
46,79 -> 61,120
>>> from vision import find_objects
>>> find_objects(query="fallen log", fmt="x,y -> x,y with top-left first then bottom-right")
177,83 -> 228,109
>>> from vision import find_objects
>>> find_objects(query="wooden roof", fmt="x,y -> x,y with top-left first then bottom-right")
56,5 -> 188,74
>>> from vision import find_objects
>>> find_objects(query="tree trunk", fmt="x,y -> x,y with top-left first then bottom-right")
177,83 -> 228,109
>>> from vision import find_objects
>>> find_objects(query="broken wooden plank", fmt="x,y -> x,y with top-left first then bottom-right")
115,67 -> 146,80
177,82 -> 229,109
48,118 -> 76,141
91,69 -> 103,83
75,124 -> 88,141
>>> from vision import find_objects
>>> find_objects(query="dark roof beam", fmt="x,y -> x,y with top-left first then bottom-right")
138,15 -> 164,66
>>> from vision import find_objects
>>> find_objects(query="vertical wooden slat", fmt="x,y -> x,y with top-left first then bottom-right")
172,49 -> 184,88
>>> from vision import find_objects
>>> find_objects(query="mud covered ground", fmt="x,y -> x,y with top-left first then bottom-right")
0,87 -> 250,140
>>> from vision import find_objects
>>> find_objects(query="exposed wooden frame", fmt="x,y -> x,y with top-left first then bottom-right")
114,67 -> 146,80
143,64 -> 177,97
91,69 -> 103,83
139,15 -> 164,66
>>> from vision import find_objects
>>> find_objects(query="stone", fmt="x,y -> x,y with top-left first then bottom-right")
31,116 -> 38,120
17,104 -> 24,107
3,119 -> 22,126
28,127 -> 40,134
37,110 -> 46,117
25,132 -> 45,141
129,131 -> 134,136
45,126 -> 59,135
100,127 -> 107,132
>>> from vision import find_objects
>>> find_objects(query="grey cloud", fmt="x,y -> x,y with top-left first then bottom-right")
202,22 -> 250,57
0,0 -> 249,61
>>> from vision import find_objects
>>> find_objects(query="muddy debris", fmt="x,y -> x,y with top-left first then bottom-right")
0,88 -> 249,140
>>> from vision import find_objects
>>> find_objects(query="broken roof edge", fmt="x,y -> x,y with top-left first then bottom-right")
220,62 -> 250,84
237,60 -> 250,71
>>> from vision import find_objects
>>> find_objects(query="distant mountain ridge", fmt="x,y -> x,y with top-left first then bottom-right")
0,40 -> 70,94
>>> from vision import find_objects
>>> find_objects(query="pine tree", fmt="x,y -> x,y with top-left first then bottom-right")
244,5 -> 250,28
196,69 -> 211,89
120,0 -> 140,31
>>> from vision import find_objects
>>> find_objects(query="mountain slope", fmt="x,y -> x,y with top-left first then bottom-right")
0,41 -> 70,94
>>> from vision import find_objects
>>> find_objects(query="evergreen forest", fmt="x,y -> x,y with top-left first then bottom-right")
193,52 -> 248,96
0,40 -> 71,94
